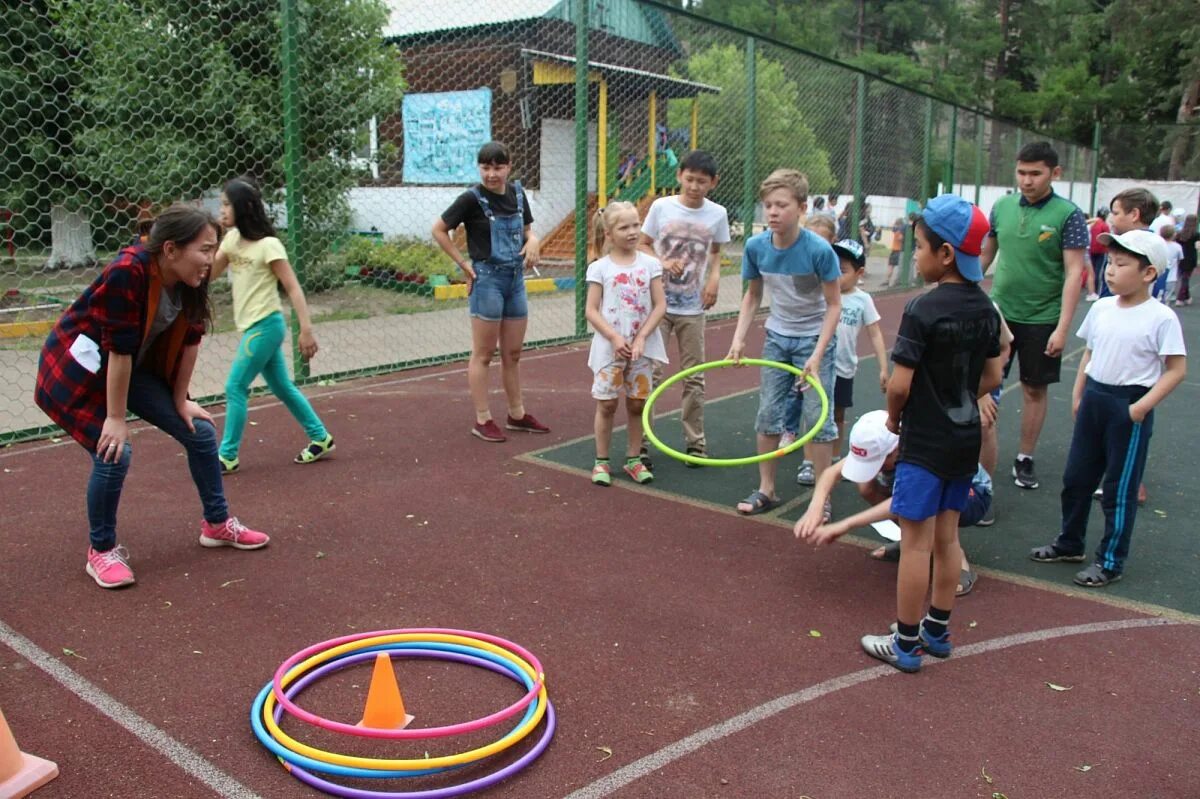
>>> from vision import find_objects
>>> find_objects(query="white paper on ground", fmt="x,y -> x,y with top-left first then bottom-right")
871,519 -> 901,542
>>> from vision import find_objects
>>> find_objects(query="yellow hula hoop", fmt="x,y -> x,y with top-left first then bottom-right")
641,358 -> 829,467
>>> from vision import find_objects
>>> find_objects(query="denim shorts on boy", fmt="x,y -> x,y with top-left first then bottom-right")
469,262 -> 528,321
592,357 -> 656,401
755,328 -> 838,442
834,375 -> 854,408
891,462 -> 972,521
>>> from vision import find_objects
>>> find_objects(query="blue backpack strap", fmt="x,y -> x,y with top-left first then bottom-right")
469,184 -> 494,221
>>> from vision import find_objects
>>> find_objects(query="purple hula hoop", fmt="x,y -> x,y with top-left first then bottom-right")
272,648 -> 555,798
272,629 -> 545,739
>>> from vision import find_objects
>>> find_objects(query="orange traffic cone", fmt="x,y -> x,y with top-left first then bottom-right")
357,653 -> 414,730
0,707 -> 58,798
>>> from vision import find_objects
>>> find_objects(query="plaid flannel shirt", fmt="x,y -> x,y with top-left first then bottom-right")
34,245 -> 204,451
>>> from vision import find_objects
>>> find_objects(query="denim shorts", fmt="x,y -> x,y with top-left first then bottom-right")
891,462 -> 972,522
469,262 -> 528,322
755,328 -> 838,442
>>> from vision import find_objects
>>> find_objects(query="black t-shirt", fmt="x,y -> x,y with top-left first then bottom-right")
1179,232 -> 1198,272
440,183 -> 534,263
891,282 -> 1001,480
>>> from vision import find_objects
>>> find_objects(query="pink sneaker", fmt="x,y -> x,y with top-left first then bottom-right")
199,517 -> 270,550
506,413 -> 550,433
472,420 -> 507,442
86,545 -> 135,589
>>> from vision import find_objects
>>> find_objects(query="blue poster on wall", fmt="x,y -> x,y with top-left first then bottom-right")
402,89 -> 492,184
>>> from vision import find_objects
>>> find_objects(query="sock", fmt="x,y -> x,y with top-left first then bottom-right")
594,457 -> 609,465
1016,453 -> 1033,462
922,606 -> 951,639
894,621 -> 920,653
625,456 -> 642,466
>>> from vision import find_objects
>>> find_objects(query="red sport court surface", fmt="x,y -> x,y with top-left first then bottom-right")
2,286 -> 1197,798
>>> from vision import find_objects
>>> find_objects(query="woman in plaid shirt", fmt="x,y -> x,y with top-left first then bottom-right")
35,204 -> 269,590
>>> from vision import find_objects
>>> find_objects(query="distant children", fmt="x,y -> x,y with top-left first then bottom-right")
1086,208 -> 1109,300
728,169 -> 841,518
1159,225 -> 1182,302
790,237 -> 887,484
35,205 -> 269,590
861,194 -> 1003,672
211,176 -> 334,473
887,217 -> 905,286
432,141 -> 549,443
1177,214 -> 1198,306
639,150 -> 731,465
585,201 -> 667,486
1029,229 -> 1186,587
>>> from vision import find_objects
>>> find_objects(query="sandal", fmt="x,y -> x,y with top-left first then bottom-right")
1029,544 -> 1086,563
870,541 -> 902,562
591,461 -> 612,487
684,448 -> 706,469
295,434 -> 335,464
956,569 -> 977,597
736,490 -> 780,516
1074,563 -> 1123,587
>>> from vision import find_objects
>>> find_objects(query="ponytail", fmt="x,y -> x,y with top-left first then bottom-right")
589,208 -> 609,261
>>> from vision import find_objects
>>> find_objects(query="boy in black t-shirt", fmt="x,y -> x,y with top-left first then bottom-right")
861,194 -> 1004,673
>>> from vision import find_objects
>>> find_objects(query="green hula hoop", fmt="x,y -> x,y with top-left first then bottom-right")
641,358 -> 829,467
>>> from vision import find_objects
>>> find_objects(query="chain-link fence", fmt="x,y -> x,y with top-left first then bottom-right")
0,0 -> 1098,443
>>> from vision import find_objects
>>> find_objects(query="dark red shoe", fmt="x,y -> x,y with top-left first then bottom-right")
505,413 -> 550,434
472,420 -> 507,442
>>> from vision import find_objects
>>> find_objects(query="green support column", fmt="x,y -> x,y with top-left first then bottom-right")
945,105 -> 958,194
850,73 -> 865,236
741,37 -> 757,245
906,97 -> 934,289
1066,145 -> 1076,203
1090,121 -> 1102,215
280,0 -> 307,378
974,117 -> 985,205
573,0 -> 589,336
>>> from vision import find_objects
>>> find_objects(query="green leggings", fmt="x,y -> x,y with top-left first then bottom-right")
219,311 -> 327,459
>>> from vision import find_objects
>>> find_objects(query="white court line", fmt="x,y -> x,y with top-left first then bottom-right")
562,616 -> 1182,799
0,618 -> 263,799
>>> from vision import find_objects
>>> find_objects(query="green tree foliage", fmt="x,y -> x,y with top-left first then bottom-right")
670,44 -> 835,212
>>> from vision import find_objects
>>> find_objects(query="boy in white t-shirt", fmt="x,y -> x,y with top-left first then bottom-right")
1160,224 -> 1183,302
1030,229 -> 1187,587
639,150 -> 731,465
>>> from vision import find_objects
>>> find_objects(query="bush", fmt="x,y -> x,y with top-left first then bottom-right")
341,235 -> 450,283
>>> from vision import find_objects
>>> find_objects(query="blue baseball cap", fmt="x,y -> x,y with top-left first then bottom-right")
832,238 -> 866,268
920,194 -> 990,282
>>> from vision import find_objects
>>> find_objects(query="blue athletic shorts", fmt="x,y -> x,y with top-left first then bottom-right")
891,462 -> 972,522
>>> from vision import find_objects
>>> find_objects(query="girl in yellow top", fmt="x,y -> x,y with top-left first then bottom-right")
211,176 -> 333,472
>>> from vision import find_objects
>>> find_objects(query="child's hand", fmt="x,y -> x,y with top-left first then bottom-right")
802,354 -> 821,382
879,369 -> 889,393
978,392 -> 997,428
298,329 -> 319,361
726,340 -> 745,364
1072,394 -> 1082,417
611,335 -> 631,359
809,520 -> 850,546
793,503 -> 827,540
701,278 -> 719,309
175,399 -> 213,434
630,336 -> 645,361
664,258 -> 685,277
1129,401 -> 1148,423
885,415 -> 900,435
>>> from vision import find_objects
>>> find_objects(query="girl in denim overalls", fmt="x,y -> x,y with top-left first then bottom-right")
433,141 -> 549,442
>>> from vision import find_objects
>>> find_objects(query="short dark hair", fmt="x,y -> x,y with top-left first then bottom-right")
477,141 -> 510,165
1111,188 -> 1158,224
678,149 -> 718,178
1016,141 -> 1059,169
1161,200 -> 1173,211
914,216 -> 950,260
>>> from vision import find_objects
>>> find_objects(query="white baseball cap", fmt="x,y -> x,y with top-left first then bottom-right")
1097,229 -> 1168,272
841,410 -> 900,483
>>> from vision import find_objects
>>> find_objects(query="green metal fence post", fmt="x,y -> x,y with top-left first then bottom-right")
945,105 -> 957,194
974,116 -> 985,205
1090,121 -> 1102,215
905,97 -> 934,288
850,73 -> 865,237
1066,144 -> 1076,204
280,0 -> 307,378
741,37 -> 757,245
574,0 -> 589,337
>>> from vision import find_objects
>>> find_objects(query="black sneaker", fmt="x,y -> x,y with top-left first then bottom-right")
1012,458 -> 1039,490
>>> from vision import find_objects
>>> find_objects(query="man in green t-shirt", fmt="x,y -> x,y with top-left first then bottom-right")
980,142 -> 1089,492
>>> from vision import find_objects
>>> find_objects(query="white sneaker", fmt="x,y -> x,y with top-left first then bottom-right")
1086,293 -> 1099,302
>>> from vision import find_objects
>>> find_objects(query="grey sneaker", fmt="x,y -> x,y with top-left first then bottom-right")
796,460 -> 816,486
1012,457 -> 1039,489
975,502 -> 996,527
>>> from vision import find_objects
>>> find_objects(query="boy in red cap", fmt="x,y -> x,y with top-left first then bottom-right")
860,194 -> 1004,672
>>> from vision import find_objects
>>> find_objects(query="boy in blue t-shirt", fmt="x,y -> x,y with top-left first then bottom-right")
861,194 -> 1003,673
728,168 -> 841,517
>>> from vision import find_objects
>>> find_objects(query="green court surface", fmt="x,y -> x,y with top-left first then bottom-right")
531,302 -> 1200,618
